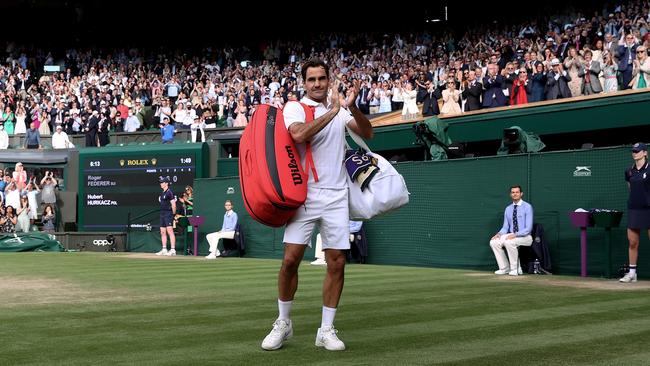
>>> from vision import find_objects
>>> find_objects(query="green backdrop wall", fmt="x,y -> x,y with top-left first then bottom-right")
192,146 -> 641,278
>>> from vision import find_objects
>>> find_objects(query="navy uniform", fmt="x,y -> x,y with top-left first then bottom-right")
625,150 -> 650,229
159,177 -> 175,227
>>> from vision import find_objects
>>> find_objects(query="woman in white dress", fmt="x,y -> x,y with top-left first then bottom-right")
24,180 -> 40,226
14,105 -> 27,134
5,181 -> 20,213
38,111 -> 51,136
16,196 -> 31,233
401,82 -> 418,120
377,82 -> 392,113
602,52 -> 619,93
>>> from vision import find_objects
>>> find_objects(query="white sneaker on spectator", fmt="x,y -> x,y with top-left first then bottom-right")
311,258 -> 327,266
166,249 -> 176,256
315,325 -> 345,351
508,270 -> 519,276
155,249 -> 167,256
619,272 -> 637,283
494,269 -> 509,275
261,319 -> 293,350
205,252 -> 217,259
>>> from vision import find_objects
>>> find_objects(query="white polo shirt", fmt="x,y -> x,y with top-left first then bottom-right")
283,97 -> 353,189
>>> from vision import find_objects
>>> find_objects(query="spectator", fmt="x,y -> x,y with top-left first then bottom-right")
41,204 -> 56,233
233,100 -> 248,127
545,58 -> 572,100
24,179 -> 40,226
578,50 -> 603,95
24,122 -> 41,149
40,171 -> 58,210
489,185 -> 534,276
618,33 -> 639,90
530,62 -> 547,102
205,199 -> 238,259
52,124 -> 73,149
13,163 -> 27,191
461,70 -> 482,111
401,82 -> 418,120
0,125 -> 8,149
124,109 -> 141,132
482,63 -> 507,108
510,68 -> 532,105
441,80 -> 461,115
190,115 -> 206,143
16,196 -> 30,233
160,117 -> 174,144
1,205 -> 17,233
630,45 -> 650,89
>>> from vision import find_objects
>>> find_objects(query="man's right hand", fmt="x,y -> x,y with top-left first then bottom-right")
491,233 -> 501,240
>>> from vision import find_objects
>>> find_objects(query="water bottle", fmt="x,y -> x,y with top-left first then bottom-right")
533,259 -> 541,274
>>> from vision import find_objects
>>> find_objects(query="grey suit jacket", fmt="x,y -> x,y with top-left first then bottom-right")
578,61 -> 603,93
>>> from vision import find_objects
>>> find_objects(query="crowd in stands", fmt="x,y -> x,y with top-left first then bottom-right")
0,1 -> 648,148
0,164 -> 59,233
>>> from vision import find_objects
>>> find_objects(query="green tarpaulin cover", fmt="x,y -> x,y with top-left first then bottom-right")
0,233 -> 64,252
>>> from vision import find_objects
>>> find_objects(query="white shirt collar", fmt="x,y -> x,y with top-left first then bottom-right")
300,96 -> 329,109
512,200 -> 525,206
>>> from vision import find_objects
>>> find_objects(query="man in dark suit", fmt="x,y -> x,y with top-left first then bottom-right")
421,80 -> 442,116
85,110 -> 99,147
617,34 -> 638,90
545,59 -> 572,100
356,81 -> 370,115
461,70 -> 482,111
482,64 -> 507,108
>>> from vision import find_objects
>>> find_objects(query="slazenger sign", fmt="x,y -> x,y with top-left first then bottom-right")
573,166 -> 592,177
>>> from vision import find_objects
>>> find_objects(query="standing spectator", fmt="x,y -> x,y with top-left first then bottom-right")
630,45 -> 650,89
40,171 -> 58,210
461,70 -> 482,111
13,163 -> 27,191
14,105 -> 27,135
530,62 -> 547,102
41,204 -> 56,233
482,64 -> 507,108
16,196 -> 30,233
441,81 -> 461,115
578,51 -> 603,95
52,124 -> 73,148
24,179 -> 39,226
564,47 -> 583,97
97,114 -> 110,146
1,205 -> 17,233
2,106 -> 14,135
510,68 -> 532,105
401,82 -> 419,120
190,116 -> 205,143
422,80 -> 442,116
85,111 -> 99,147
545,59 -> 572,100
165,77 -> 181,105
0,125 -> 8,149
233,100 -> 248,127
617,34 -> 639,90
602,52 -> 619,93
124,109 -> 141,132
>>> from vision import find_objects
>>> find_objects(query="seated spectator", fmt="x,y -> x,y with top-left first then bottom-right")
205,200 -> 238,259
52,124 -> 74,149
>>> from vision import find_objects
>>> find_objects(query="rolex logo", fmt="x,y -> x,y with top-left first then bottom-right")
119,159 -> 125,166
151,158 -> 157,165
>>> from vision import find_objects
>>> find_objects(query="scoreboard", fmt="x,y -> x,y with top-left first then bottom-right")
78,144 -> 208,231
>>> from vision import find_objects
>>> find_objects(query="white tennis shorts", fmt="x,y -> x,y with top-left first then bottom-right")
283,187 -> 350,250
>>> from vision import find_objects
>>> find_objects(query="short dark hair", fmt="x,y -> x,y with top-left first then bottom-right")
301,58 -> 329,81
510,185 -> 523,193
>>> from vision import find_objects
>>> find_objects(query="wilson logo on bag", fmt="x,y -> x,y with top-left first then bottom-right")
239,104 -> 316,227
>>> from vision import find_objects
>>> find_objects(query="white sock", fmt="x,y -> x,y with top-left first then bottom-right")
629,265 -> 637,275
321,306 -> 337,328
278,299 -> 293,320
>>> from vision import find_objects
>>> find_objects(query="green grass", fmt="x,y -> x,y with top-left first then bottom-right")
1,252 -> 650,365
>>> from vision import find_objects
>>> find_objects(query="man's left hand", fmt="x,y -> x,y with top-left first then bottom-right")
506,233 -> 516,240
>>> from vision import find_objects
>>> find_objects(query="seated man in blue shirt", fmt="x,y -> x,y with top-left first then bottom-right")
205,200 -> 238,259
489,185 -> 534,276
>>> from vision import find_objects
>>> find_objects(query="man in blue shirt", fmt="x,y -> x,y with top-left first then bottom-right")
160,117 -> 175,143
489,185 -> 534,276
205,200 -> 238,259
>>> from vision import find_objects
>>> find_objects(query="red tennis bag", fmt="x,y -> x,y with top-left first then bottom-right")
239,104 -> 316,227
